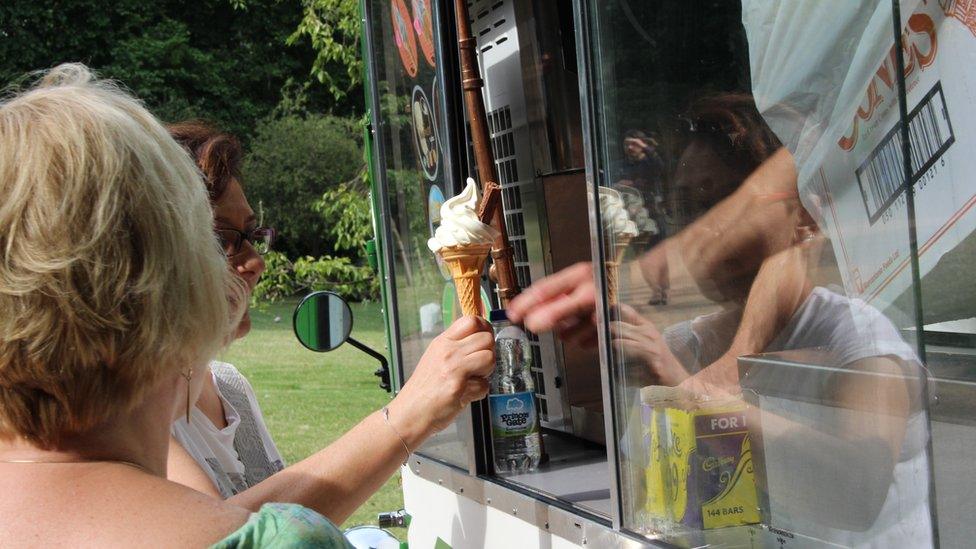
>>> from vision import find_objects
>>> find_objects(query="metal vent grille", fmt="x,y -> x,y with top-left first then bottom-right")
465,0 -> 566,428
468,0 -> 510,54
487,105 -> 547,421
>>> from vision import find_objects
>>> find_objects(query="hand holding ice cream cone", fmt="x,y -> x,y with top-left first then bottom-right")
428,178 -> 500,316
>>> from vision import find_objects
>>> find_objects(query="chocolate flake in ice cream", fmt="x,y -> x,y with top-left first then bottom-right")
428,178 -> 500,252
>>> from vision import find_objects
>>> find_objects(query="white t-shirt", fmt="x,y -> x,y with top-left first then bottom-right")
664,286 -> 932,548
172,361 -> 284,498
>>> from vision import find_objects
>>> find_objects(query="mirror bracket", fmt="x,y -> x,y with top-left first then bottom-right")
293,290 -> 391,393
346,336 -> 392,393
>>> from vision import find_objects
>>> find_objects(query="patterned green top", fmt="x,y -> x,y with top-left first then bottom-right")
211,503 -> 353,549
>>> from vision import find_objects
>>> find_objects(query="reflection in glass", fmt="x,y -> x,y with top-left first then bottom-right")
366,0 -> 472,467
582,1 -> 941,546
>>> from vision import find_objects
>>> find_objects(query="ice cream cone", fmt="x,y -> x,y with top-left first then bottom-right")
605,236 -> 632,306
439,243 -> 493,317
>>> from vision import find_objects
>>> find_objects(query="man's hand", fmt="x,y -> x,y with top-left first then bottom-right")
610,304 -> 689,387
507,262 -> 598,343
388,316 -> 495,442
674,351 -> 744,400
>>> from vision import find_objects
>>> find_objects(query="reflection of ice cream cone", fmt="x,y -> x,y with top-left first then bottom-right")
439,243 -> 492,317
605,236 -> 632,305
596,187 -> 637,306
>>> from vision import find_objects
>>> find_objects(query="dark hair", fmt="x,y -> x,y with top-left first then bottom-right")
624,129 -> 649,140
167,120 -> 242,202
684,93 -> 782,176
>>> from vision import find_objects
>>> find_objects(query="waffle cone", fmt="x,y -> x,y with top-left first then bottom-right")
606,260 -> 620,306
612,236 -> 632,262
439,243 -> 492,317
604,236 -> 632,306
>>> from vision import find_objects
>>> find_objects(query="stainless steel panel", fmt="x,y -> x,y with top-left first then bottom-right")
539,170 -> 603,441
514,0 -> 585,174
406,454 -> 660,547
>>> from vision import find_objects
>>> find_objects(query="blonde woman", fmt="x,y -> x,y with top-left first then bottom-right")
0,64 -> 353,546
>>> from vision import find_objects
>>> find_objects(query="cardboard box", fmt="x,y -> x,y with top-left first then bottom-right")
640,387 -> 761,536
745,0 -> 976,312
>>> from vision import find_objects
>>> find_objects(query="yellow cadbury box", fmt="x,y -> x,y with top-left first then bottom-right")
640,387 -> 760,531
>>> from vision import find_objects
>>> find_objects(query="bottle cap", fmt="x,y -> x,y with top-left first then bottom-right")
488,309 -> 508,323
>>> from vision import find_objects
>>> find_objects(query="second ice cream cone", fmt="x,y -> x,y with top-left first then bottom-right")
605,236 -> 632,306
440,243 -> 492,317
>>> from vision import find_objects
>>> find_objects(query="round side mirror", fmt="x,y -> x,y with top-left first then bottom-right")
293,291 -> 353,352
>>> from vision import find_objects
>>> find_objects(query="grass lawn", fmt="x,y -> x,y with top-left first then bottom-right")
219,298 -> 405,533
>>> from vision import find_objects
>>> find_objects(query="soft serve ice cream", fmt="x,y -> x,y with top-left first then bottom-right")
617,186 -> 659,236
428,178 -> 500,317
599,186 -> 639,240
598,186 -> 638,305
428,178 -> 500,252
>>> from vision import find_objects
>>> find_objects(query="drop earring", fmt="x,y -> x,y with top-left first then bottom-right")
182,367 -> 194,424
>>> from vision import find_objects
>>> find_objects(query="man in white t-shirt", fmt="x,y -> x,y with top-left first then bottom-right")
508,94 -> 933,547
660,286 -> 931,548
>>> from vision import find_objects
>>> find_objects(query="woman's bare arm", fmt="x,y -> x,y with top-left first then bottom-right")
169,315 -> 496,525
166,395 -> 427,524
227,403 -> 424,525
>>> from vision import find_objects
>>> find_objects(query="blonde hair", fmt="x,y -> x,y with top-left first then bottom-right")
0,64 -> 243,447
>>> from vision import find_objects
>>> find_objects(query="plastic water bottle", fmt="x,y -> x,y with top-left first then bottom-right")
488,309 -> 542,474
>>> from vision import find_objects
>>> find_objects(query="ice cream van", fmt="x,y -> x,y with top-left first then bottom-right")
297,0 -> 976,547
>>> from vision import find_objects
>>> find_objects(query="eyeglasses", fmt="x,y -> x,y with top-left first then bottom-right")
215,227 -> 276,257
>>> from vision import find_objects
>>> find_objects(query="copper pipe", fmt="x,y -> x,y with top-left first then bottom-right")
454,0 -> 519,304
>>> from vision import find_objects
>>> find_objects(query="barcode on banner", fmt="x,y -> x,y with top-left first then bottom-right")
856,82 -> 955,224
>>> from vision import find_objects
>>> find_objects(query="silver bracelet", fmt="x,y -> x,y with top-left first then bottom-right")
382,406 -> 411,465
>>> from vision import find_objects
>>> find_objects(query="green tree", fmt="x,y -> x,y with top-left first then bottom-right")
0,0 -> 354,139
253,251 -> 378,302
315,169 -> 373,258
243,114 -> 363,258
288,0 -> 363,103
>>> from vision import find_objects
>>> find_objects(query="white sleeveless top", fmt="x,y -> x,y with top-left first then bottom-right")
172,361 -> 285,498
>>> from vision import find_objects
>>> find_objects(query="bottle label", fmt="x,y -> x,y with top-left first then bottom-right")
489,391 -> 538,437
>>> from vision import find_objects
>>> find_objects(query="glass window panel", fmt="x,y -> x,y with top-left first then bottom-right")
896,2 -> 976,548
366,0 -> 473,468
449,0 -> 615,519
578,0 -> 953,546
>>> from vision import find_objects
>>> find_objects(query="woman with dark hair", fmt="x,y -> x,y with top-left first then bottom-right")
166,121 -> 497,525
167,121 -> 284,497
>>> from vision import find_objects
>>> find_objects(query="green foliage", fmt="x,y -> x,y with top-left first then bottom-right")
254,252 -> 379,303
102,18 -> 222,125
293,255 -> 378,301
289,0 -> 363,102
244,114 -> 365,258
0,0 -> 355,139
2,0 -> 377,299
314,169 -> 372,256
252,252 -> 299,303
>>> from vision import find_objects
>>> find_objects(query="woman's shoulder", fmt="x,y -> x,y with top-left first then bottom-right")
73,469 -> 253,546
211,503 -> 352,549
